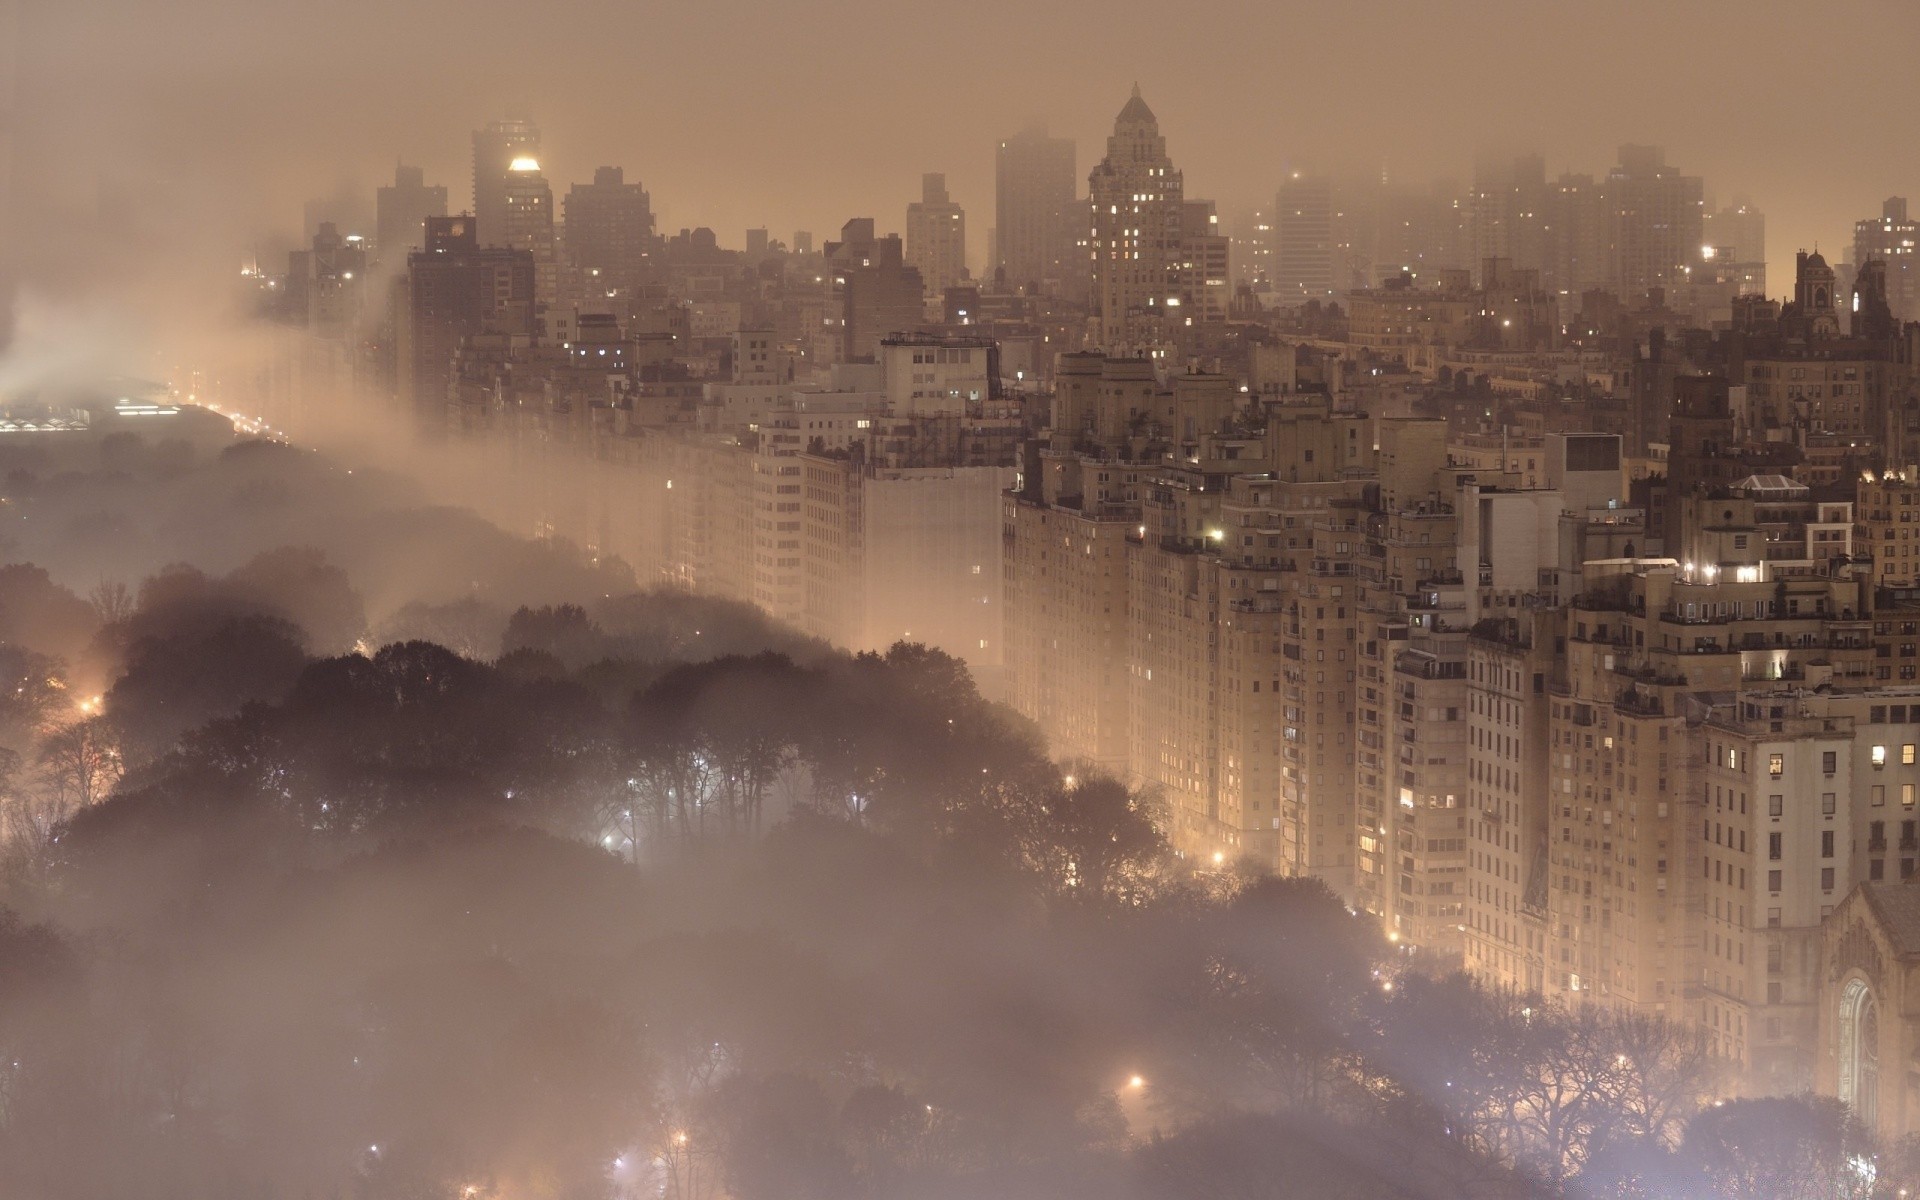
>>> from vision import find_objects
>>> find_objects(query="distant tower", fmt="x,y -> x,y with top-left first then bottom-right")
1792,249 -> 1839,339
404,215 -> 536,433
499,156 -> 556,309
1603,144 -> 1704,299
1087,85 -> 1184,353
375,165 -> 448,266
823,218 -> 924,361
906,172 -> 967,304
563,166 -> 656,296
472,118 -> 540,248
1796,249 -> 1835,312
1274,173 -> 1333,303
995,123 -> 1076,295
1854,197 -> 1919,321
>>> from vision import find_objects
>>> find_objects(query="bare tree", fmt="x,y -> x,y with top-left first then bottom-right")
86,580 -> 135,628
1601,1009 -> 1721,1148
35,717 -> 122,809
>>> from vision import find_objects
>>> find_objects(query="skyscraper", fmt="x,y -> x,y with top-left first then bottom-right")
472,118 -> 540,248
1273,173 -> 1332,303
905,172 -> 966,304
1548,172 -> 1609,299
1603,144 -> 1703,300
404,215 -> 535,431
824,218 -> 924,361
498,156 -> 556,310
1854,197 -> 1918,321
1704,196 -> 1766,266
1176,199 -> 1229,323
994,123 -> 1075,294
285,222 -> 366,339
564,166 -> 656,296
375,165 -> 447,267
1087,85 -> 1183,353
1469,153 -> 1549,282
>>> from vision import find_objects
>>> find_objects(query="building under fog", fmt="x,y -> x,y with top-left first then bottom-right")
402,215 -> 535,432
1087,86 -> 1185,355
994,123 -> 1076,296
1854,197 -> 1919,322
375,164 -> 448,266
905,173 -> 966,309
472,118 -> 540,249
564,166 -> 657,298
824,219 -> 925,362
1271,173 -> 1333,304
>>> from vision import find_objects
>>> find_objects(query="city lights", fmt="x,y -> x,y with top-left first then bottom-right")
0,14 -> 1905,1194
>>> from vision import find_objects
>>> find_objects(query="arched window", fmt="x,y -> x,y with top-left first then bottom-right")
1839,977 -> 1880,1129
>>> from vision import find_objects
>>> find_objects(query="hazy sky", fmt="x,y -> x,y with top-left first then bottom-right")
11,0 -> 1920,295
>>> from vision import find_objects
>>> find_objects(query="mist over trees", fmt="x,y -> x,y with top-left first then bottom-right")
0,441 -> 1907,1199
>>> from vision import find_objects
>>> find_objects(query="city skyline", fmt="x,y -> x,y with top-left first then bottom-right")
9,2 -> 1920,1192
6,0 -> 1919,302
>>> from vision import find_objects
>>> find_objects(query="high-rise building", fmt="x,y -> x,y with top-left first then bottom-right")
1176,199 -> 1230,323
823,218 -> 924,361
1704,196 -> 1766,267
1548,172 -> 1609,299
905,173 -> 967,304
1087,85 -> 1184,354
497,156 -> 556,310
285,222 -> 366,340
472,118 -> 540,248
1273,174 -> 1333,304
302,188 -> 374,245
375,165 -> 447,267
1854,197 -> 1919,321
994,124 -> 1076,295
1463,620 -> 1553,993
1469,153 -> 1550,282
403,215 -> 535,432
1603,144 -> 1704,300
563,166 -> 656,297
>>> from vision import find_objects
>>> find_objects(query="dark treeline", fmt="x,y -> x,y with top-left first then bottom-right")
0,441 -> 1909,1199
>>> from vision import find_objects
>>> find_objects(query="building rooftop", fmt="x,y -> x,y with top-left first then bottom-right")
1860,883 -> 1920,959
1116,84 -> 1155,125
1735,473 -> 1808,498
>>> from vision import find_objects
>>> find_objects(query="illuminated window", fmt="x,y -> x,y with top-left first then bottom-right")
1769,753 -> 1784,777
1875,745 -> 1889,767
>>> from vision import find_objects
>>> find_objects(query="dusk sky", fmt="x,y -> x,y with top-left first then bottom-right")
13,0 -> 1920,292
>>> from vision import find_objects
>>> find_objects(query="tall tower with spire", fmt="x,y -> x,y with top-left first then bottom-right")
1087,84 -> 1185,355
